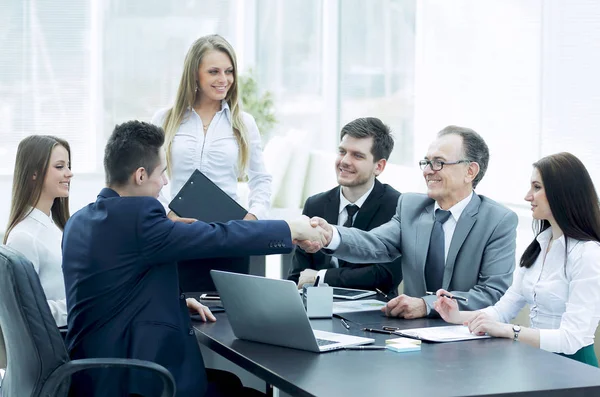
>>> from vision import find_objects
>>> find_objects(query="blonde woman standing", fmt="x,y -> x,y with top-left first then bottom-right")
152,34 -> 271,292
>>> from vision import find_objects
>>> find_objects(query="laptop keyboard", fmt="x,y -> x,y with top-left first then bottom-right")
316,338 -> 338,347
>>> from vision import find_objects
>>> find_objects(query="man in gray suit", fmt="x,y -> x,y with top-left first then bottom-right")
303,126 -> 518,319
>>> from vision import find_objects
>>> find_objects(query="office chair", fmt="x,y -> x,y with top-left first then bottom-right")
0,245 -> 176,397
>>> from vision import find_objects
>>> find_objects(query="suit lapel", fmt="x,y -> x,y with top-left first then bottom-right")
324,187 -> 341,225
352,180 -> 383,230
417,203 -> 435,292
442,194 -> 480,289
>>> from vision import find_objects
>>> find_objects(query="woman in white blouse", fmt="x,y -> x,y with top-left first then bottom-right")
3,135 -> 73,327
151,34 -> 272,291
435,152 -> 600,366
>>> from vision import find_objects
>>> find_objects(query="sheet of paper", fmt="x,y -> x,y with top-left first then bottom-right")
396,325 -> 491,342
332,299 -> 387,314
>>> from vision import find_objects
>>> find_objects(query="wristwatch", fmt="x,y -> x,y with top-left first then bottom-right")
512,325 -> 521,341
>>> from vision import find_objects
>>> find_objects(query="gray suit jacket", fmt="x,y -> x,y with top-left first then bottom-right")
332,192 -> 518,313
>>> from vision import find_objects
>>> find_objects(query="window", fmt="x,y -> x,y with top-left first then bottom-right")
0,0 -> 96,173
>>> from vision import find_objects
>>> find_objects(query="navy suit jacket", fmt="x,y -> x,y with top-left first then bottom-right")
63,188 -> 292,397
288,180 -> 402,296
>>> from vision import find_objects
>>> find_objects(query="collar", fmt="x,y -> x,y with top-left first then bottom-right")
536,227 -> 567,250
434,191 -> 474,222
27,207 -> 54,226
338,182 -> 375,215
187,100 -> 231,123
98,187 -> 121,199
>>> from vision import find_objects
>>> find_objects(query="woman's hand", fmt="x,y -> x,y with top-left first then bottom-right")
433,289 -> 462,324
466,312 -> 512,338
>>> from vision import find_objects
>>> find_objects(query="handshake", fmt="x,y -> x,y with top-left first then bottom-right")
286,216 -> 333,253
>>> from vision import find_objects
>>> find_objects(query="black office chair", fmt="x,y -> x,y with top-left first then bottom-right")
0,245 -> 176,397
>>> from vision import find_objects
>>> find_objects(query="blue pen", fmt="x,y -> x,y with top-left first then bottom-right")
313,275 -> 320,287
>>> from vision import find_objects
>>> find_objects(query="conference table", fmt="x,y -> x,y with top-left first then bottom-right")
193,307 -> 600,397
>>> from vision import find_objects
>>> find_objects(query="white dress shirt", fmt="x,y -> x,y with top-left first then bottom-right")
482,228 -> 600,354
152,101 -> 272,220
316,183 -> 375,284
5,208 -> 67,327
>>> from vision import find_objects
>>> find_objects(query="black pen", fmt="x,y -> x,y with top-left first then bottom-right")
344,345 -> 387,350
426,291 -> 468,303
313,276 -> 320,287
340,318 -> 350,330
375,288 -> 390,302
362,327 -> 393,335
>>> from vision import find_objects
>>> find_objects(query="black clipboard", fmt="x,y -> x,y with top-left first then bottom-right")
169,169 -> 248,223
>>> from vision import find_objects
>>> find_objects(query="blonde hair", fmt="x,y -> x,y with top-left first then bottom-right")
162,34 -> 249,176
4,135 -> 71,243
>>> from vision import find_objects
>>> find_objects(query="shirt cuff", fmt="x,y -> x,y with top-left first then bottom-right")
325,226 -> 341,250
539,329 -> 563,354
248,205 -> 268,220
316,269 -> 328,285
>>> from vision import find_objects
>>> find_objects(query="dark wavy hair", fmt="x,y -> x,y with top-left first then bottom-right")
520,152 -> 600,268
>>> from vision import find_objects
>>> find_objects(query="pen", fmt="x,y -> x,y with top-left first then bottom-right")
375,288 -> 390,302
340,318 -> 350,330
382,326 -> 400,332
362,327 -> 393,335
313,276 -> 320,287
344,345 -> 387,350
426,291 -> 468,303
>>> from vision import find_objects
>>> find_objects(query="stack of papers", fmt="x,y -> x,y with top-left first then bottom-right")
332,299 -> 386,314
394,325 -> 491,342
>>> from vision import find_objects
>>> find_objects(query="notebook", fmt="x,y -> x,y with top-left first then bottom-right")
393,325 -> 491,343
211,270 -> 375,352
169,169 -> 248,223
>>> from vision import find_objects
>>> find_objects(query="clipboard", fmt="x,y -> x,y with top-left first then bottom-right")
169,169 -> 248,223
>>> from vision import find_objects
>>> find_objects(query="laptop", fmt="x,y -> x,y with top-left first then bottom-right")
211,270 -> 375,352
169,169 -> 247,223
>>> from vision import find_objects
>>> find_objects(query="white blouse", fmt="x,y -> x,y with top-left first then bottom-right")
482,228 -> 600,354
151,101 -> 272,220
5,208 -> 67,327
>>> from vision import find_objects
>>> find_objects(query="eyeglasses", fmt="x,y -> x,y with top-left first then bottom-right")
418,159 -> 471,171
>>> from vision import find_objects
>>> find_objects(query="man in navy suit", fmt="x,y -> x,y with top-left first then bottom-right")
62,121 -> 324,397
288,118 -> 402,296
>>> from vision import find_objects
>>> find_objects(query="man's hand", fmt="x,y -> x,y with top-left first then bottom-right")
381,294 -> 427,319
243,213 -> 258,221
287,216 -> 328,252
295,217 -> 333,254
298,269 -> 319,289
168,210 -> 197,224
186,298 -> 216,322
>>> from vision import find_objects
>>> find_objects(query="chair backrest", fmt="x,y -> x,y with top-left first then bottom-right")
0,245 -> 69,397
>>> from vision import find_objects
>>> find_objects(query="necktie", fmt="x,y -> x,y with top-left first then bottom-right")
343,204 -> 359,227
336,204 -> 359,269
425,209 -> 452,292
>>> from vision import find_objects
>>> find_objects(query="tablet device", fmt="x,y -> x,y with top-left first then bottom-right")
332,287 -> 376,300
169,169 -> 248,223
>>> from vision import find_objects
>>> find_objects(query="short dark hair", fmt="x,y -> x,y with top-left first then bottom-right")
340,117 -> 394,161
520,152 -> 600,269
437,125 -> 489,189
104,121 -> 165,187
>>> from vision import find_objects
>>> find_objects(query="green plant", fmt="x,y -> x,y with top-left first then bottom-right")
239,69 -> 277,141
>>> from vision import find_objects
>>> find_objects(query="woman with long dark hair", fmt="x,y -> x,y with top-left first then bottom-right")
435,152 -> 600,366
4,135 -> 73,327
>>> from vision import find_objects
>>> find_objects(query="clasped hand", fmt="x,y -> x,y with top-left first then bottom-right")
289,216 -> 333,253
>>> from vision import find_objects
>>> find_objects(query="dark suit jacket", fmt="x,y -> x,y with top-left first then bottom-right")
63,188 -> 292,397
288,180 -> 402,296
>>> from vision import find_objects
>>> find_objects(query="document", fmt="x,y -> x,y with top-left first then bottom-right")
394,325 -> 491,343
332,299 -> 387,314
169,169 -> 248,223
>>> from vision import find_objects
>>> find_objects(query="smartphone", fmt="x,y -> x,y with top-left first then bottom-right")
199,293 -> 220,300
